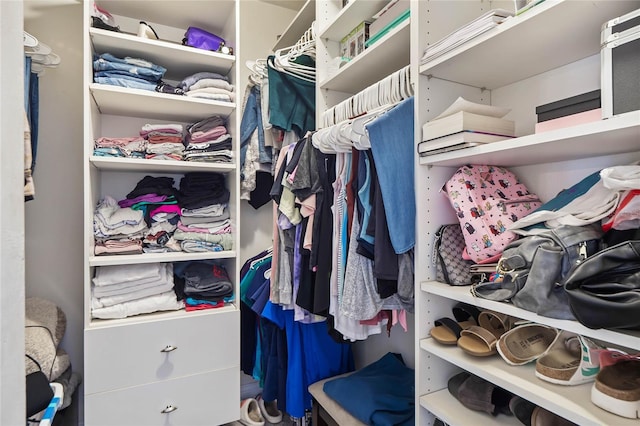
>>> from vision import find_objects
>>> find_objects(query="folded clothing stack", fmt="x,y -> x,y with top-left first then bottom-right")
91,263 -> 183,319
184,115 -> 233,163
180,72 -> 235,102
93,195 -> 148,255
119,176 -> 181,253
174,172 -> 233,252
93,53 -> 166,91
180,262 -> 234,310
93,136 -> 147,158
140,123 -> 185,161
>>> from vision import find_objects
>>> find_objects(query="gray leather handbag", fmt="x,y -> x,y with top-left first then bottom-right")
472,224 -> 603,320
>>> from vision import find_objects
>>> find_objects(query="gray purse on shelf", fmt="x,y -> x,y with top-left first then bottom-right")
472,224 -> 604,320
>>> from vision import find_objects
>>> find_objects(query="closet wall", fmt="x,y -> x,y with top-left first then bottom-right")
0,1 -> 26,424
238,1 -> 298,266
24,0 -> 85,386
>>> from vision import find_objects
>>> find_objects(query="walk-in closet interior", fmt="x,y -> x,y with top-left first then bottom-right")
4,0 -> 640,425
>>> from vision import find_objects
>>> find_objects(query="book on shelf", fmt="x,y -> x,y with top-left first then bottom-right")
422,111 -> 515,141
418,130 -> 514,154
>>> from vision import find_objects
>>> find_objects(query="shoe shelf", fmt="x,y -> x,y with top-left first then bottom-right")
90,28 -> 235,80
318,0 -> 389,41
90,156 -> 236,173
272,0 -> 315,52
419,111 -> 640,167
89,250 -> 237,267
420,339 -> 636,426
422,281 -> 640,352
418,0 -> 639,90
419,389 -> 520,426
90,83 -> 236,122
87,303 -> 237,330
318,18 -> 410,94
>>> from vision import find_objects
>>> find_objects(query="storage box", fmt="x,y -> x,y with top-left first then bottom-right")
340,21 -> 370,60
369,0 -> 410,39
535,90 -> 601,123
601,9 -> 640,118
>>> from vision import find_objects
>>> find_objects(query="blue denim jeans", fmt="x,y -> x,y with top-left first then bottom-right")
93,54 -> 165,81
366,97 -> 415,254
240,85 -> 271,170
25,56 -> 39,172
94,76 -> 157,91
96,53 -> 166,74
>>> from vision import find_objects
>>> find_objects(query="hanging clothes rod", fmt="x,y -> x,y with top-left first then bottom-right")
321,65 -> 413,127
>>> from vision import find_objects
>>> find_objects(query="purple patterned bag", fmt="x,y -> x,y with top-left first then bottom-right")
182,26 -> 226,52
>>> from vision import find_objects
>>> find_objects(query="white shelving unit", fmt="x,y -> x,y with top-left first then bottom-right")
82,1 -> 241,424
414,1 -> 640,425
272,0 -> 315,52
316,0 -> 411,124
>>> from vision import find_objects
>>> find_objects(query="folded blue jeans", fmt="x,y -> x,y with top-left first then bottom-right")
94,76 -> 157,91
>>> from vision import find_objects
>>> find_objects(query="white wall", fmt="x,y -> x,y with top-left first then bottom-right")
238,0 -> 298,265
24,0 -> 84,393
0,1 -> 26,423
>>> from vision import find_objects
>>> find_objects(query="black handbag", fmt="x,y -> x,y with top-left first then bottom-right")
563,239 -> 640,330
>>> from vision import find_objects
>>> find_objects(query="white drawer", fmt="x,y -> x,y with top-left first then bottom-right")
85,310 -> 239,394
84,367 -> 240,426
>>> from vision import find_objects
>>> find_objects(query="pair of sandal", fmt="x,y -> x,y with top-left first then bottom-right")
591,350 -> 640,419
430,302 -> 519,356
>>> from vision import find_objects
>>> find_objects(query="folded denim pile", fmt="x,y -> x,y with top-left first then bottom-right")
184,115 -> 233,163
180,71 -> 235,102
93,53 -> 166,91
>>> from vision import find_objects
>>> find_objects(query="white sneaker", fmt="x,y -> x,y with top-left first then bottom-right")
239,398 -> 265,426
257,395 -> 283,424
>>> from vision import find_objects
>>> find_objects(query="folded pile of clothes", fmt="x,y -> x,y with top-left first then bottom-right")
93,53 -> 166,91
140,123 -> 185,161
180,72 -> 235,102
184,115 -> 233,163
93,195 -> 148,255
93,136 -> 147,158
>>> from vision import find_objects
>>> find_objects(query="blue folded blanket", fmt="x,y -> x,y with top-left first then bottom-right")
323,352 -> 415,426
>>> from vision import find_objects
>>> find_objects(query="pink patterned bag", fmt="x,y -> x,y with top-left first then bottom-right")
443,164 -> 541,263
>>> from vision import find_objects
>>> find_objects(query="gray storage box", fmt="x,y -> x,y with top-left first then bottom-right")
601,9 -> 640,118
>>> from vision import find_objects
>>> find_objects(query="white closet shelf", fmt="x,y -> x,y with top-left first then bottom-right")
318,19 -> 409,94
89,250 -> 237,267
88,303 -> 237,329
421,281 -> 640,351
90,84 -> 235,122
420,339 -> 636,426
90,156 -> 236,173
419,389 -> 520,426
418,0 -> 639,90
319,0 -> 389,41
95,1 -> 235,36
90,28 -> 235,79
272,0 -> 315,52
419,111 -> 640,167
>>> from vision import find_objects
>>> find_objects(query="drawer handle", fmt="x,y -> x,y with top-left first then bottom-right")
160,345 -> 178,353
161,405 -> 178,414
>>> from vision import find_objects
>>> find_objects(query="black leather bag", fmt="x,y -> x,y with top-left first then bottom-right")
563,239 -> 640,330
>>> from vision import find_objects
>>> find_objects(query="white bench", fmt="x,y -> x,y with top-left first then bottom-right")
308,374 -> 366,426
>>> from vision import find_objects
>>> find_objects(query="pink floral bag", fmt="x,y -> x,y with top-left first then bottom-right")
443,164 -> 541,263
